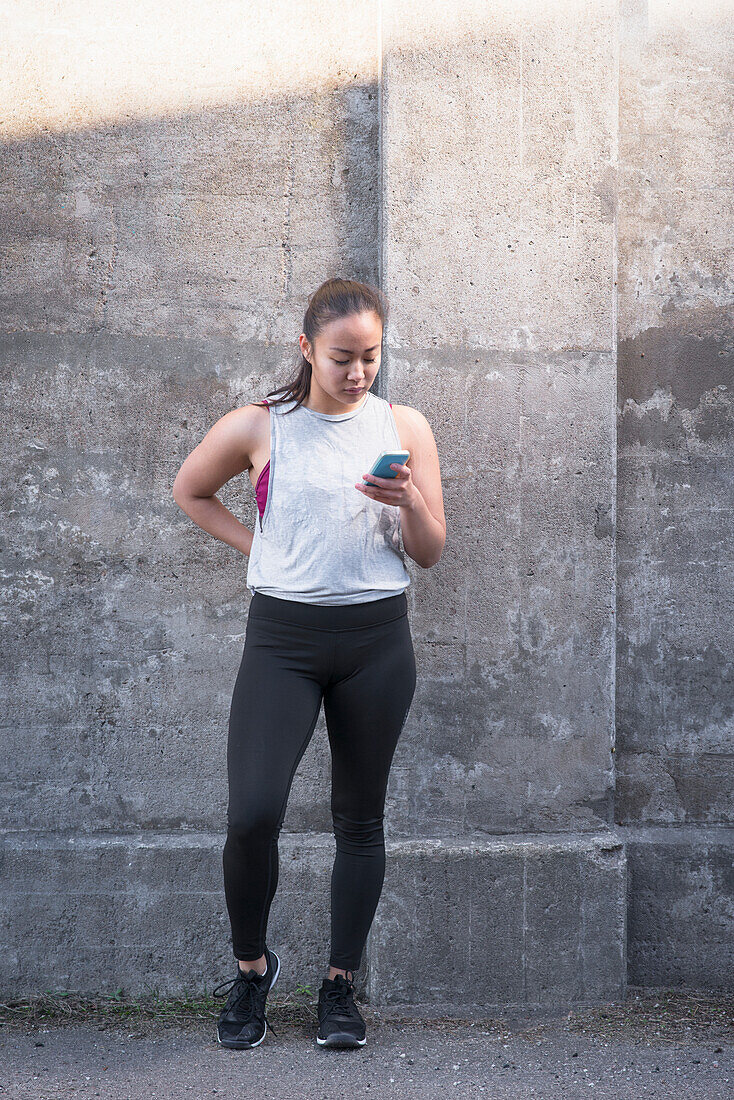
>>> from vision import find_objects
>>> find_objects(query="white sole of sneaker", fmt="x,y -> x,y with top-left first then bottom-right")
316,1032 -> 367,1048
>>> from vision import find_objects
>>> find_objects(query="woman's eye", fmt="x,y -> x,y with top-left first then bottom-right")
333,358 -> 376,365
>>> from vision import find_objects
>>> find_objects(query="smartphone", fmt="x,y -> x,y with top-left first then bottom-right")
368,450 -> 410,478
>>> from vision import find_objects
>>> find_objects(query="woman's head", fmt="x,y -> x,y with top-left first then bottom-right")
259,278 -> 389,412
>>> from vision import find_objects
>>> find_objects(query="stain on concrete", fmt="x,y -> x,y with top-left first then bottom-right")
594,502 -> 613,539
618,326 -> 733,411
592,163 -> 617,224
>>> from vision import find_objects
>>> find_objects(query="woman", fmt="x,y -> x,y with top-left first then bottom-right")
172,278 -> 445,1050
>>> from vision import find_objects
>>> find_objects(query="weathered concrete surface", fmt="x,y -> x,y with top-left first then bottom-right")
381,0 -> 617,351
0,0 -> 383,841
0,0 -> 387,1003
1,830 -> 625,1011
624,826 -> 734,992
616,1 -> 734,827
378,0 -> 625,1002
1,0 -> 732,1008
0,331 -> 353,836
616,1 -> 734,984
381,0 -> 617,842
0,832 -> 342,1002
389,348 -> 616,835
369,833 -> 626,1009
0,2 -> 382,342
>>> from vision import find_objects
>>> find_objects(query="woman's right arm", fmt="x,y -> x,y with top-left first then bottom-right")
172,405 -> 262,557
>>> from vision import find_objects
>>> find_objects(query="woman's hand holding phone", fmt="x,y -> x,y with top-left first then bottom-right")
355,450 -> 419,509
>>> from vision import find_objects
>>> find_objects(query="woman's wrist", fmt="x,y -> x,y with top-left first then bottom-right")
175,494 -> 253,556
398,488 -> 445,568
398,483 -> 423,512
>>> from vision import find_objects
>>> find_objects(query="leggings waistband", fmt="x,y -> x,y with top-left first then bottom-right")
248,590 -> 408,631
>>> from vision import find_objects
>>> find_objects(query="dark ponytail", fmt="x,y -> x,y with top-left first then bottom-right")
254,278 -> 389,414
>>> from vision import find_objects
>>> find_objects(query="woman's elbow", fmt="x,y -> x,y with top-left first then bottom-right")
421,553 -> 443,569
172,472 -> 192,508
415,544 -> 445,569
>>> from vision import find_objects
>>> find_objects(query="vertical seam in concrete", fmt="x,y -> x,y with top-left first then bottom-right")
621,853 -> 629,995
463,376 -> 469,678
377,0 -> 384,295
518,22 -> 523,175
281,134 -> 296,305
369,1 -> 385,998
377,0 -> 387,405
578,851 -> 587,999
611,0 -> 621,818
521,849 -> 528,1002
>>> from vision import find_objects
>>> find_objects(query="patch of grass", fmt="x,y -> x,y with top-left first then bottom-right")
0,981 -> 320,1031
1,983 -> 731,1044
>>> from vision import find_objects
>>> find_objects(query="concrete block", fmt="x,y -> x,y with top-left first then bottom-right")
0,831 -> 339,1000
367,832 -> 626,1009
1,830 -> 626,1010
624,826 -> 734,991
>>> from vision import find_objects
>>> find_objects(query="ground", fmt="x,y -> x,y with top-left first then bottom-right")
0,986 -> 731,1099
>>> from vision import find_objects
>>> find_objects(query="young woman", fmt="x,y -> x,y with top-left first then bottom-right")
172,278 -> 445,1050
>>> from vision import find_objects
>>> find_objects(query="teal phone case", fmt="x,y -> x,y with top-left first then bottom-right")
368,450 -> 410,478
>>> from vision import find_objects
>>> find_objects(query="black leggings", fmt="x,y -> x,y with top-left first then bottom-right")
222,589 -> 417,972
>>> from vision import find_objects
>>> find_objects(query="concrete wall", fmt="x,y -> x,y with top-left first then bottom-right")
383,0 -> 617,836
1,0 -> 731,1005
616,0 -> 734,986
1,0 -> 386,999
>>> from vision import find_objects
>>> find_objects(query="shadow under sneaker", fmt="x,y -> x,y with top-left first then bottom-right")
316,972 -> 367,1048
213,946 -> 281,1049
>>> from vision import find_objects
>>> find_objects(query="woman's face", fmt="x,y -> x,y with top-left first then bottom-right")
301,310 -> 383,406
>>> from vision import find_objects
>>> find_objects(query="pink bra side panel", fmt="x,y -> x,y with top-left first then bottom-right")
256,461 -> 270,518
255,399 -> 270,518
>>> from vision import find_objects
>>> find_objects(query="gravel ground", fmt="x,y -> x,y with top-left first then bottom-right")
0,988 -> 731,1100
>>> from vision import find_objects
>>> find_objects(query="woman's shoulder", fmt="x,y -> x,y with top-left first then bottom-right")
222,400 -> 272,453
386,402 -> 437,457
386,402 -> 433,431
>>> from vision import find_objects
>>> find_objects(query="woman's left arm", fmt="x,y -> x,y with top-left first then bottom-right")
355,406 -> 446,568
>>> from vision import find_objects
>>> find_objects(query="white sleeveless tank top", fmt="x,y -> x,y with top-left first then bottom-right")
246,390 -> 411,605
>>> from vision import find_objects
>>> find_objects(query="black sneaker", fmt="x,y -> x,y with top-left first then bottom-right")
316,972 -> 367,1048
213,946 -> 281,1049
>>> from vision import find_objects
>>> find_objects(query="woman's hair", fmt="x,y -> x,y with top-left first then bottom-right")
253,278 -> 389,414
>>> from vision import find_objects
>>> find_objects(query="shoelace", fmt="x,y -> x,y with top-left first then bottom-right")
321,975 -> 360,1020
212,970 -> 279,1038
